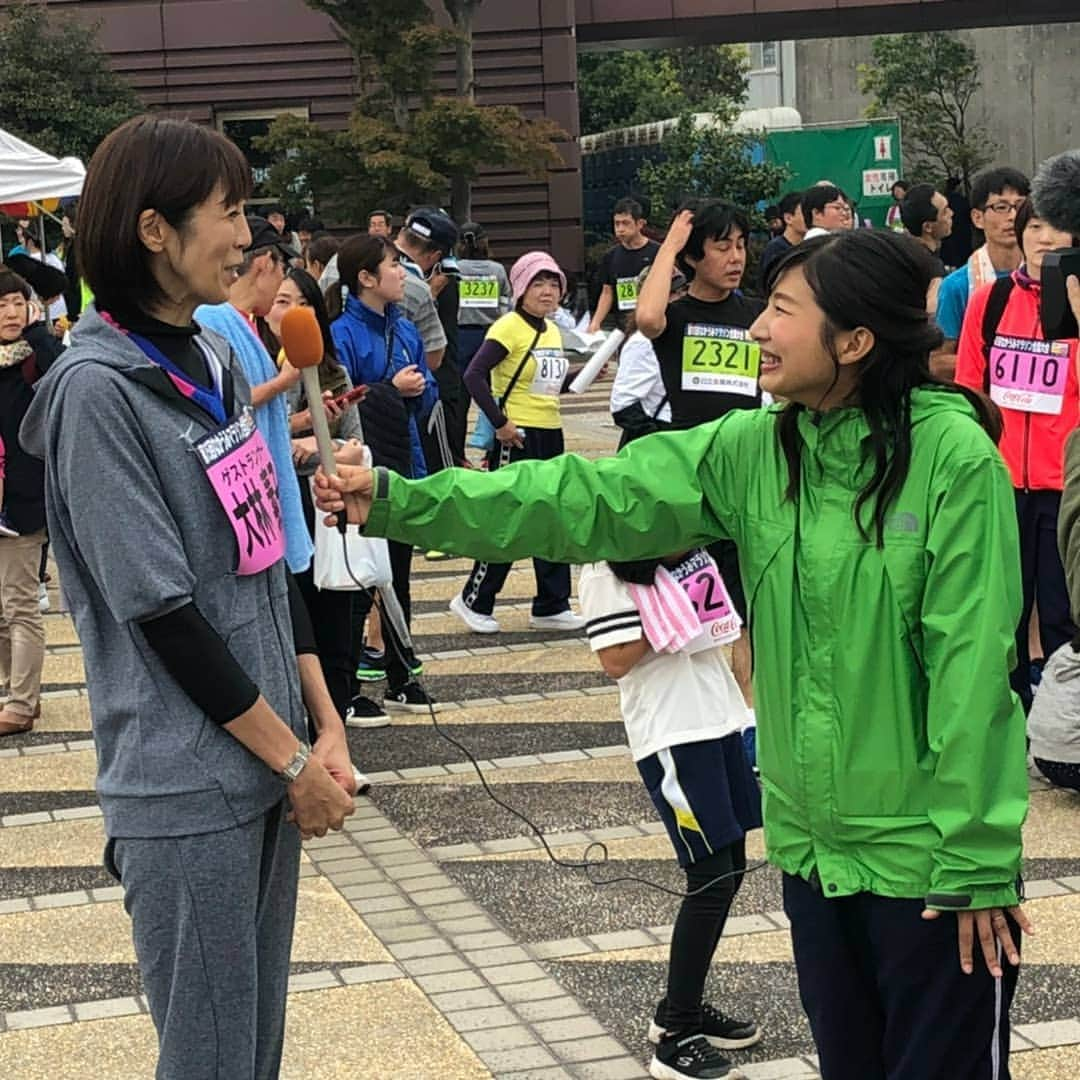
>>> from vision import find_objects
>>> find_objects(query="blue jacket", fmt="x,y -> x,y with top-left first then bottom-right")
331,295 -> 437,479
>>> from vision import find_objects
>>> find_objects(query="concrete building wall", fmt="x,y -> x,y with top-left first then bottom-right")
795,24 -> 1080,178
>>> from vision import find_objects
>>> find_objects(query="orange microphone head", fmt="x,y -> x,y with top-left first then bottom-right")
279,306 -> 324,370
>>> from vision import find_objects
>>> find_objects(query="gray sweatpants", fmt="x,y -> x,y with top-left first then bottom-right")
106,801 -> 301,1080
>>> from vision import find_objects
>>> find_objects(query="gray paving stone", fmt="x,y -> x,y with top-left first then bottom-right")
424,900 -> 484,921
484,961 -> 549,986
482,837 -> 537,854
514,998 -> 586,1024
395,861 -> 454,880
364,838 -> 422,855
338,881 -> 400,900
386,937 -> 454,960
307,846 -> 361,863
588,825 -> 646,842
73,997 -> 142,1022
429,841 -> 484,858
495,1070 -> 574,1080
481,1047 -> 559,1073
1022,879 -> 1070,899
723,914 -> 780,937
349,893 -> 412,914
446,1004 -> 522,1033
498,978 -> 568,1004
464,945 -> 532,968
430,986 -> 503,1012
32,890 -> 91,910
6,1006 -> 74,1030
399,765 -> 451,779
401,953 -> 470,977
374,850 -> 435,868
1,812 -> 51,827
538,750 -> 590,764
53,806 -> 103,821
333,867 -> 391,888
90,886 -> 125,903
362,909 -> 430,931
436,915 -> 497,935
549,1037 -> 630,1064
337,963 -> 402,985
1054,874 -> 1080,891
741,1060 -> 820,1079
415,970 -> 486,994
534,1017 -> 608,1042
413,886 -> 469,906
499,697 -> 546,707
569,1059 -> 648,1079
586,930 -> 654,952
401,876 -> 456,895
453,930 -> 515,950
365,770 -> 401,783
443,765 -> 481,777
543,690 -> 588,701
341,827 -> 400,844
0,897 -> 32,915
287,970 -> 341,992
530,938 -> 595,960
378,923 -> 446,944
645,926 -> 673,945
1015,1019 -> 1080,1047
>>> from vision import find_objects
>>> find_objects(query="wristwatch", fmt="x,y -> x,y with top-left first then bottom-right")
278,740 -> 312,784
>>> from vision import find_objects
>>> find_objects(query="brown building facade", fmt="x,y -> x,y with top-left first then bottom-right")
5,0 -> 1077,268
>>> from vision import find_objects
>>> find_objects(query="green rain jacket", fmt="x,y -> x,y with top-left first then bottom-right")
367,387 -> 1028,909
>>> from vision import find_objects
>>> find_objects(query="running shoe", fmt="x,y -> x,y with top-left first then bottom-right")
528,610 -> 585,632
650,1002 -> 762,1051
649,1033 -> 742,1079
449,593 -> 499,634
345,695 -> 390,728
384,682 -> 443,715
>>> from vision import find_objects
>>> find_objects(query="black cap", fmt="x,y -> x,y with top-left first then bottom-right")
3,253 -> 67,301
245,215 -> 300,261
405,207 -> 459,255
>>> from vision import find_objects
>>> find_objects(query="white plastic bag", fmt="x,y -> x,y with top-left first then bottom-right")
310,476 -> 393,591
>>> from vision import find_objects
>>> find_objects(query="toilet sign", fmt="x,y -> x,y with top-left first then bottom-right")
875,135 -> 893,162
863,168 -> 900,198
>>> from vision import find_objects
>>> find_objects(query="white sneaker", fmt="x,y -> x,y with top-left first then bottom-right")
37,583 -> 50,614
449,593 -> 500,634
529,610 -> 586,632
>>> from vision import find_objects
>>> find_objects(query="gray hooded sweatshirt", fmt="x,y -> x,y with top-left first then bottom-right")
21,306 -> 305,839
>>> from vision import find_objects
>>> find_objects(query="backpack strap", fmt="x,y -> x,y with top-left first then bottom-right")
980,276 -> 1016,393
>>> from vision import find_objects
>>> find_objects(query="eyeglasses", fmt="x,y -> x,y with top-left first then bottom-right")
983,201 -> 1026,216
825,202 -> 853,217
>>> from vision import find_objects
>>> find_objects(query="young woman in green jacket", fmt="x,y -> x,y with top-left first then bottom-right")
316,226 -> 1032,1080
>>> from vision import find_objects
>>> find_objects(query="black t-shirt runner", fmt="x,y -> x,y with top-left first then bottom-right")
603,240 -> 661,329
653,292 -> 766,430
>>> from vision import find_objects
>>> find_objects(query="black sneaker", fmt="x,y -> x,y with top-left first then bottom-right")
650,1001 -> 762,1051
649,1033 -> 742,1079
404,651 -> 424,678
345,695 -> 390,729
384,682 -> 443,715
355,647 -> 387,683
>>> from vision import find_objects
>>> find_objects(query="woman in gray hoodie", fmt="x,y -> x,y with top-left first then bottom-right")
20,116 -> 354,1080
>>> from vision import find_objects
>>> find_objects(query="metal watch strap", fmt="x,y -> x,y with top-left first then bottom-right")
278,740 -> 312,784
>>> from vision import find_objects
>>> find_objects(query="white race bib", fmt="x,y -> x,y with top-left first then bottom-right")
528,348 -> 568,398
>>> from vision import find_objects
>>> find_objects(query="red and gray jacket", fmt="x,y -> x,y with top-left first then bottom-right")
955,269 -> 1080,491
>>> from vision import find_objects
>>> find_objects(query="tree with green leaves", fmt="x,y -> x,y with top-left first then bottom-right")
637,105 -> 789,227
577,45 -> 749,135
257,0 -> 562,225
859,32 -> 995,192
0,0 -> 140,162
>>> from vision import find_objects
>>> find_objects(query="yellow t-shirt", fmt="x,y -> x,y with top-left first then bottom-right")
487,312 -> 566,430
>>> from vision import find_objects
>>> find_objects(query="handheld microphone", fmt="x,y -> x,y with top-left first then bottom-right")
1032,150 -> 1080,338
280,306 -> 348,532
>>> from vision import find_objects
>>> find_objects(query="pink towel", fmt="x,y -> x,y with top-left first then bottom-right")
628,566 -> 702,653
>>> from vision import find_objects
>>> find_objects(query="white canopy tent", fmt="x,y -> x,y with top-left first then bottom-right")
0,126 -> 85,205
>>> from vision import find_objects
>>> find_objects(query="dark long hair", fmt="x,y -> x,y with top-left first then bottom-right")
326,234 -> 396,320
257,267 -> 343,381
767,229 -> 1002,547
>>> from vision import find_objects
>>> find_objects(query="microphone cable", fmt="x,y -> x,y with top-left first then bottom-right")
339,535 -> 770,901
